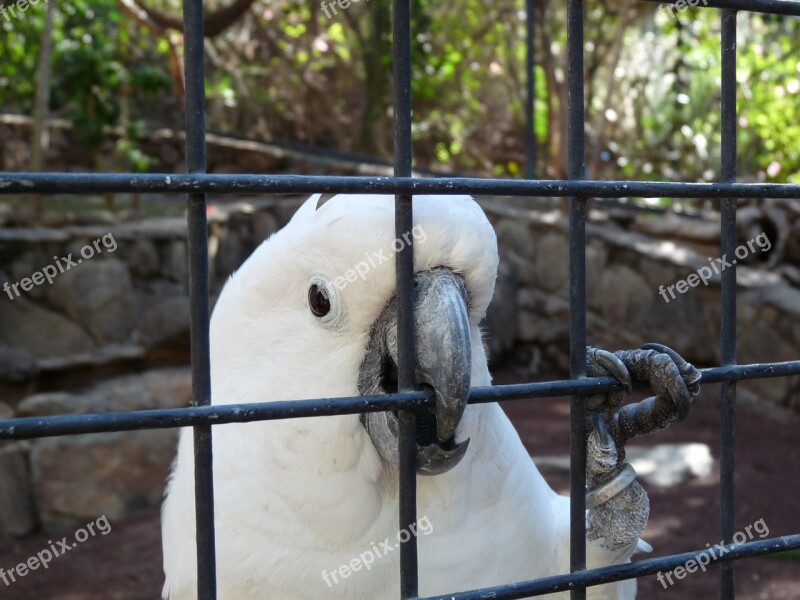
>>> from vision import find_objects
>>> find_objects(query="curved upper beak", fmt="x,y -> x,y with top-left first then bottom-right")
358,267 -> 472,475
411,268 -> 472,443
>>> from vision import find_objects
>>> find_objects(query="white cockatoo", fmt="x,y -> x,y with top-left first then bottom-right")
162,194 -> 699,599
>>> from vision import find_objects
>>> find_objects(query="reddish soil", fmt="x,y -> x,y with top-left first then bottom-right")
1,365 -> 798,599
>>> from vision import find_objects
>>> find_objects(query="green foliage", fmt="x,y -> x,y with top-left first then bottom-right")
591,8 -> 800,185
737,14 -> 800,183
0,0 -> 171,166
0,0 -> 798,186
0,2 -> 42,109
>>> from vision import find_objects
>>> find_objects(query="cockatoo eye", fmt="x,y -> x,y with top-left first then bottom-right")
307,275 -> 344,327
308,284 -> 331,317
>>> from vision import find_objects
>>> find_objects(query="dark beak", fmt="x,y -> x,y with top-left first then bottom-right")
358,267 -> 472,475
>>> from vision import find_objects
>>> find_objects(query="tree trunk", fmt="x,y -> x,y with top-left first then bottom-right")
26,0 -> 56,221
356,0 -> 391,157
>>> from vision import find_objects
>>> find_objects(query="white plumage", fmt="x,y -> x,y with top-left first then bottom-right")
162,194 -> 638,599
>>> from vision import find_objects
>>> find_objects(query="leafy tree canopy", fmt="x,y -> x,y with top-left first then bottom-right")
0,0 -> 797,185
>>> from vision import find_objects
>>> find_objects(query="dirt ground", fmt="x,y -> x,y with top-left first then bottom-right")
1,365 -> 799,599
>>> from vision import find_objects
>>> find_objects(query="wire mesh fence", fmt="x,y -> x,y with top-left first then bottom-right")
1,0 -> 800,599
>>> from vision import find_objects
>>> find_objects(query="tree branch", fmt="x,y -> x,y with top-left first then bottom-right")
116,0 -> 258,38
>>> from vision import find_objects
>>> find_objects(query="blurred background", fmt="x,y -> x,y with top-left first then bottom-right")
0,0 -> 799,185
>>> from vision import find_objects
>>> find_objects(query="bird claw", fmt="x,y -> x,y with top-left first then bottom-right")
586,413 -> 618,479
588,348 -> 632,394
585,348 -> 630,418
585,343 -> 701,461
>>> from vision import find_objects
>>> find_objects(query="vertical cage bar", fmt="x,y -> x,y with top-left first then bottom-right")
567,0 -> 587,598
525,0 -> 537,178
392,0 -> 418,597
719,8 -> 738,600
182,0 -> 216,597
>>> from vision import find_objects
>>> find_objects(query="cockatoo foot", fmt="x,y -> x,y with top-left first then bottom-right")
583,344 -> 700,552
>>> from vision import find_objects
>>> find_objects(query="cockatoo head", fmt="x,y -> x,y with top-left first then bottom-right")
209,194 -> 498,475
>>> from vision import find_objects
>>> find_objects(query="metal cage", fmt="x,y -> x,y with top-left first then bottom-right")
2,0 -> 800,599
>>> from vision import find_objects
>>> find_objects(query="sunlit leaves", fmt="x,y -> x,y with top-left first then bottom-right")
0,0 -> 797,183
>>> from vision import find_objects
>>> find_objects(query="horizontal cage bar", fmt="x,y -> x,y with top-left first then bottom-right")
1,173 -> 800,198
2,360 -> 798,440
417,534 -> 800,600
641,0 -> 800,16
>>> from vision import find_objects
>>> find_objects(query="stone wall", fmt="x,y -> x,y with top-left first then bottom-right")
0,197 -> 303,392
1,197 -> 798,535
483,200 -> 800,412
